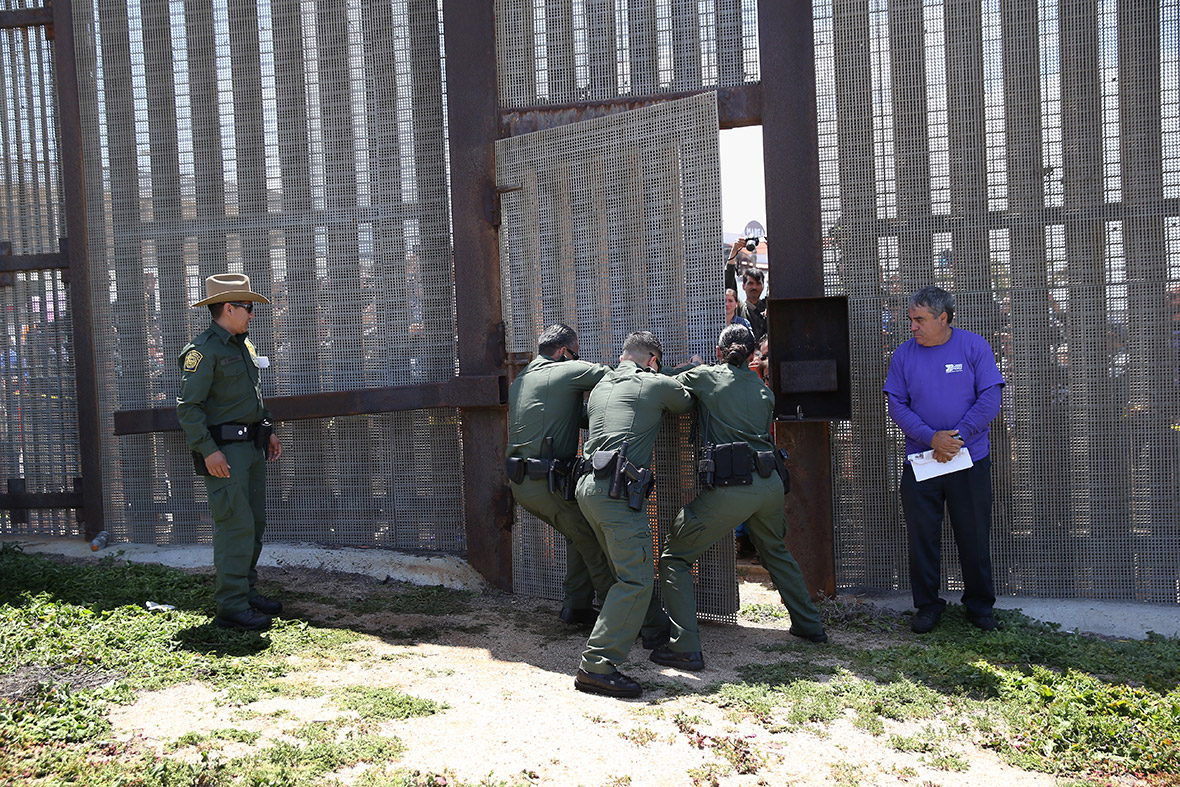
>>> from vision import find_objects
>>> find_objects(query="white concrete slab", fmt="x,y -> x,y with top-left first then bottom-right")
7,536 -> 1178,639
2,536 -> 488,592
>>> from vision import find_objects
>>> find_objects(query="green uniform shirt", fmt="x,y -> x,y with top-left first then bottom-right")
507,354 -> 610,460
582,359 -> 693,468
177,322 -> 270,459
675,362 -> 774,450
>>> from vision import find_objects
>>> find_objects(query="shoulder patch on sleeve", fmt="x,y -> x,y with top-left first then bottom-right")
183,350 -> 203,372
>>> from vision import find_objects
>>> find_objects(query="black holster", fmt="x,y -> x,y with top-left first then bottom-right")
549,458 -> 574,496
753,448 -> 790,494
505,456 -> 526,484
562,457 -> 583,501
255,419 -> 273,450
624,465 -> 655,511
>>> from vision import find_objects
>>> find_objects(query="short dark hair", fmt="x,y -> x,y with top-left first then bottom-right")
622,330 -> 663,359
742,267 -> 765,285
717,324 -> 756,366
537,323 -> 577,356
909,286 -> 955,323
209,303 -> 226,319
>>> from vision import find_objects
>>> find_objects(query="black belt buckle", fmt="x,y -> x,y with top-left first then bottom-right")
214,423 -> 252,443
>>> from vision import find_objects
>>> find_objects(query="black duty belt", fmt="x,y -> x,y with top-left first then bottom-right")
210,422 -> 261,444
505,456 -> 581,501
699,442 -> 789,493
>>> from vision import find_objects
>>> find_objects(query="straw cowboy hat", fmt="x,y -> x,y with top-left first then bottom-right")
191,273 -> 272,307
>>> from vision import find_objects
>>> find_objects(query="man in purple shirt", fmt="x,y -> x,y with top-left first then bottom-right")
884,287 -> 1005,634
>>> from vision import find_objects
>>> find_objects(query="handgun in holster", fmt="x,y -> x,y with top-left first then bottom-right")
624,463 -> 655,511
562,457 -> 583,501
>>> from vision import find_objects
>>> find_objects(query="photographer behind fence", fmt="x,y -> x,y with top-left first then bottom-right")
724,237 -> 767,343
643,324 -> 827,673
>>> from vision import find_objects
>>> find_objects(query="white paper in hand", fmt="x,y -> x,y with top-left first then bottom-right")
907,447 -> 973,482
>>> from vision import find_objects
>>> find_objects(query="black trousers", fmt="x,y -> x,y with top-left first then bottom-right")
900,455 -> 995,617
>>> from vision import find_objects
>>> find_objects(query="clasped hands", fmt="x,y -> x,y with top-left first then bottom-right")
931,429 -> 964,463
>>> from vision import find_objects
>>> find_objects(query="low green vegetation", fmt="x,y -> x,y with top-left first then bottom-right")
3,543 -> 1179,786
717,604 -> 1180,783
0,543 -> 450,786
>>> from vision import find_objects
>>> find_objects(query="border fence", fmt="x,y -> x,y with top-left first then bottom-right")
0,1 -> 1176,605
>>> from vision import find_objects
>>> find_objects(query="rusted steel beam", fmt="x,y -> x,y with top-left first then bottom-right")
0,7 -> 53,29
443,0 -> 513,592
499,82 -> 762,137
775,421 -> 836,599
54,0 -> 105,540
112,375 -> 506,435
0,491 -> 84,509
759,3 -> 835,597
0,251 -> 67,272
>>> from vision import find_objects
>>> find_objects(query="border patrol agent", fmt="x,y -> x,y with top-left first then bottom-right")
507,324 -> 616,625
178,273 -> 283,631
648,324 -> 827,672
573,330 -> 692,698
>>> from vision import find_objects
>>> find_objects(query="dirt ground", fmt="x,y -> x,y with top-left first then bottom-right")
91,562 -> 1095,787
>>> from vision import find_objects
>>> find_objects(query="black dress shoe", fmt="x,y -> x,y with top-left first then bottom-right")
641,632 -> 670,650
215,608 -> 272,631
574,669 -> 642,698
249,594 -> 283,615
910,606 -> 944,634
968,612 -> 999,631
559,607 -> 599,626
788,626 -> 829,643
649,645 -> 704,671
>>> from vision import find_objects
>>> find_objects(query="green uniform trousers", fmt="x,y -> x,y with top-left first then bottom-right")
576,473 -> 663,674
204,440 -> 268,617
657,473 -> 823,652
510,476 -> 615,608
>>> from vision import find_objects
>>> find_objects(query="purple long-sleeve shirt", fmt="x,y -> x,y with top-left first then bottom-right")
883,327 -> 1005,461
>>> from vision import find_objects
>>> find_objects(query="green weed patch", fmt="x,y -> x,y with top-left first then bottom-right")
721,603 -> 1180,781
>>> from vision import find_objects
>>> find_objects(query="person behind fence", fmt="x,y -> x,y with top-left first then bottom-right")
725,288 -> 751,332
178,273 -> 283,632
643,324 -> 827,672
724,238 -> 767,342
506,324 -> 616,626
572,331 -> 692,698
883,286 -> 1005,634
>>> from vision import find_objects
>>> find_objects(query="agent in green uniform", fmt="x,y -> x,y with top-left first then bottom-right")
648,324 -> 827,671
178,273 -> 283,631
507,324 -> 615,625
573,331 -> 692,698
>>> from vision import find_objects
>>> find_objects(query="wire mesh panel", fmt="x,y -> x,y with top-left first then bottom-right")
0,22 -> 78,536
498,93 -> 736,619
70,0 -> 465,552
817,0 -> 1180,603
495,0 -> 760,108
